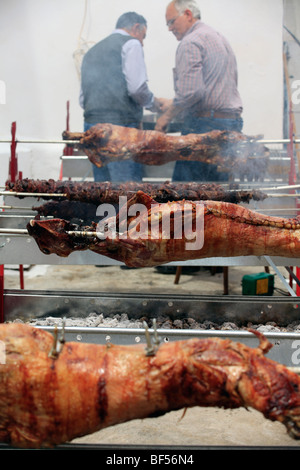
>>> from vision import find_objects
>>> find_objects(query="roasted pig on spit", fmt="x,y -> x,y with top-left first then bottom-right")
6,178 -> 267,204
1,323 -> 300,448
62,123 -> 268,171
27,191 -> 300,267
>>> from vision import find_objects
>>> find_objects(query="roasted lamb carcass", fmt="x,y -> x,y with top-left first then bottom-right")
27,191 -> 300,267
5,178 -> 267,205
62,123 -> 268,172
1,323 -> 300,448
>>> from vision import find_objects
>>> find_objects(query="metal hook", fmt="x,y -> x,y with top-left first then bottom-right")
143,319 -> 161,356
143,321 -> 155,356
152,318 -> 161,348
48,317 -> 66,359
59,316 -> 66,344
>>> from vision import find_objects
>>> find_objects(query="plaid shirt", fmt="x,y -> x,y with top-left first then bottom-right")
173,21 -> 243,116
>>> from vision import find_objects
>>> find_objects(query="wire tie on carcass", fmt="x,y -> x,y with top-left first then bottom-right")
143,320 -> 160,356
143,321 -> 155,356
48,325 -> 59,359
152,318 -> 161,348
48,318 -> 66,359
59,316 -> 66,344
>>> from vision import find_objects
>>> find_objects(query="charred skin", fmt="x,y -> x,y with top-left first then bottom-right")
27,192 -> 300,267
62,123 -> 268,169
1,323 -> 300,448
32,200 -> 100,225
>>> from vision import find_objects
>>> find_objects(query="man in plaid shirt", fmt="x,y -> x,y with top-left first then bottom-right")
156,0 -> 243,181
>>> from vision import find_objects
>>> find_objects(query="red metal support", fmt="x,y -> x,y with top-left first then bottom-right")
19,265 -> 24,290
5,122 -> 24,291
8,121 -> 18,183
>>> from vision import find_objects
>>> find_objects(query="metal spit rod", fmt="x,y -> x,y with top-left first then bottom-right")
0,138 -> 300,145
0,227 -> 106,238
1,182 -> 300,194
0,228 -> 29,235
2,181 -> 300,199
0,205 -> 35,210
0,206 -> 296,213
0,139 -> 80,145
7,205 -> 300,213
0,191 -> 67,198
260,184 -> 300,191
267,193 -> 300,197
1,190 -> 299,200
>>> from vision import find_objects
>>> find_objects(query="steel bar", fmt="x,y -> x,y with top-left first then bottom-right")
257,139 -> 300,144
1,190 -> 299,200
0,139 -> 79,145
285,266 -> 300,289
0,205 -> 33,211
260,184 -> 300,191
61,156 -> 87,160
266,193 -> 300,197
0,227 -> 107,238
23,324 -> 300,367
0,191 -> 67,198
0,137 -> 300,144
0,228 -> 28,235
264,255 -> 297,297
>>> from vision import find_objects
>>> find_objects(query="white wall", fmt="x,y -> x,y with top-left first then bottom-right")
0,0 -> 283,180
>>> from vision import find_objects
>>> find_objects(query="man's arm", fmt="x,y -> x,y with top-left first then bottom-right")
122,39 -> 154,108
122,39 -> 169,113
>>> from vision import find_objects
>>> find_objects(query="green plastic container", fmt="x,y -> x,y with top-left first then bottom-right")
242,272 -> 274,296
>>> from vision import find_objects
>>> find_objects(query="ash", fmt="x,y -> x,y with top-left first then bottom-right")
13,312 -> 300,333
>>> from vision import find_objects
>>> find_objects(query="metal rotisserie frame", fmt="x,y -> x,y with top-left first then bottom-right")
1,122 -> 300,450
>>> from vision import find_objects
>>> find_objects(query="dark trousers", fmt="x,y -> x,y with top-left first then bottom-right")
172,116 -> 243,182
84,121 -> 144,182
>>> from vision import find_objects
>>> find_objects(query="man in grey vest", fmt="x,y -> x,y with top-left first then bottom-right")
80,12 -> 167,182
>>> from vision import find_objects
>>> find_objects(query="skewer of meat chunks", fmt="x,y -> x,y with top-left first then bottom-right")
1,323 -> 300,448
27,191 -> 300,267
62,123 -> 269,170
5,178 -> 267,204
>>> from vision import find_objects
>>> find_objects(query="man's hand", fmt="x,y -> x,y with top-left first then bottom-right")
155,101 -> 180,133
153,97 -> 173,114
155,112 -> 172,133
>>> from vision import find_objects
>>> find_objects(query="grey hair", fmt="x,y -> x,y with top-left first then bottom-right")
173,0 -> 201,19
116,12 -> 147,30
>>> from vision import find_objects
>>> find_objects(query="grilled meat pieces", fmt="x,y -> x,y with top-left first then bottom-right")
1,323 -> 300,448
27,191 -> 300,267
5,178 -> 267,205
62,123 -> 268,170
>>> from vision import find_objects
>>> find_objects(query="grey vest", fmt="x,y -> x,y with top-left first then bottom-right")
81,33 -> 143,126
